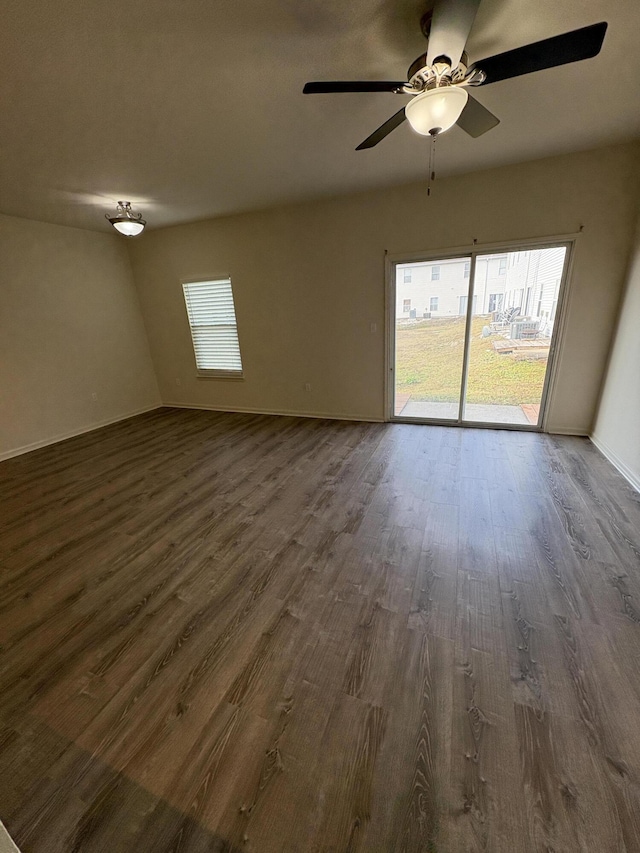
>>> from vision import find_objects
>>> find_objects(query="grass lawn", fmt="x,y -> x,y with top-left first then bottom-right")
396,315 -> 548,406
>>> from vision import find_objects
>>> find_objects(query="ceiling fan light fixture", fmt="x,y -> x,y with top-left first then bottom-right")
106,201 -> 146,237
405,86 -> 469,136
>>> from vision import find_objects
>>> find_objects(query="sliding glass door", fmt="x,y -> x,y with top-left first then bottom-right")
393,255 -> 472,420
391,243 -> 570,428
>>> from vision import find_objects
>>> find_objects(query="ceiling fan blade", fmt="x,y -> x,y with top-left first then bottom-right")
356,108 -> 407,150
456,93 -> 500,137
426,0 -> 482,68
303,81 -> 406,94
471,21 -> 607,85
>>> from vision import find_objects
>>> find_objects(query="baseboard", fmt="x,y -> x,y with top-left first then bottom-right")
545,426 -> 589,436
0,403 -> 162,462
590,432 -> 640,495
161,401 -> 385,424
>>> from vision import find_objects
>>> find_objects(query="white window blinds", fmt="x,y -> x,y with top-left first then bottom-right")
182,279 -> 243,376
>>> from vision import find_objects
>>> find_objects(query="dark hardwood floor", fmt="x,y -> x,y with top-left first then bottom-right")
1,407 -> 640,852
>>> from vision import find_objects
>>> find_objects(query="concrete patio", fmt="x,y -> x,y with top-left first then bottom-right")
395,399 -> 540,425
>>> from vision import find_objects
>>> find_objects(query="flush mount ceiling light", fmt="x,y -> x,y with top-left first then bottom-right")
405,85 -> 469,136
106,201 -> 146,237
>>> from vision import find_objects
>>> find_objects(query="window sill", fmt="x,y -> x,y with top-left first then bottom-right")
197,371 -> 244,381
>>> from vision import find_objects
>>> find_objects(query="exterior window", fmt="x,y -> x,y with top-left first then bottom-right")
499,258 -> 507,275
488,293 -> 503,313
403,299 -> 411,313
431,266 -> 440,281
430,297 -> 438,312
182,278 -> 243,377
403,269 -> 412,283
464,262 -> 470,278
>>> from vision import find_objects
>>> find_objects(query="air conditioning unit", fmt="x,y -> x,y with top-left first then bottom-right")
511,320 -> 540,339
423,311 -> 431,319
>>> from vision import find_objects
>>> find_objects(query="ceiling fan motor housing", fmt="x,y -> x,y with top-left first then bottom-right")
405,52 -> 483,93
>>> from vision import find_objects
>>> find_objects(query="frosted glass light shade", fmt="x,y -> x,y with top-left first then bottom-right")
106,201 -> 146,236
405,86 -> 469,136
113,219 -> 145,237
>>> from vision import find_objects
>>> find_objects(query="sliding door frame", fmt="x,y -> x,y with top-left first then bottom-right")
385,233 -> 578,431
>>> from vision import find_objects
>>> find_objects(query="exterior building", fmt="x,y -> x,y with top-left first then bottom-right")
396,247 -> 565,335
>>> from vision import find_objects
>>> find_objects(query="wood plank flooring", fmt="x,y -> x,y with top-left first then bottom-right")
1,407 -> 640,852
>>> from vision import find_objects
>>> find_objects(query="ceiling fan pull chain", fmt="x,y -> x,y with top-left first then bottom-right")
427,130 -> 438,196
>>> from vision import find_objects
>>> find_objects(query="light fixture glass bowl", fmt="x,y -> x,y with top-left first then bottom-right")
405,86 -> 469,136
112,219 -> 145,237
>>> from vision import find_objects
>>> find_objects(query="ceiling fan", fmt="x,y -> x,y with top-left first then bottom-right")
303,0 -> 607,150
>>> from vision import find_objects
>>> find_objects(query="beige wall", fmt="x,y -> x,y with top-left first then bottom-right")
128,141 -> 639,433
0,214 -> 160,459
593,206 -> 640,490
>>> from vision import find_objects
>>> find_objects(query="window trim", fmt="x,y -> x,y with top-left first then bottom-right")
182,277 -> 244,380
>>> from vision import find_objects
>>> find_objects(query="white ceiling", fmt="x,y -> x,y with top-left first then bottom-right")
1,0 -> 638,232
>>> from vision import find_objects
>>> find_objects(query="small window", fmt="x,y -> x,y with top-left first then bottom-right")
463,262 -> 470,279
431,266 -> 440,281
403,269 -> 412,283
182,278 -> 243,377
430,297 -> 439,312
403,299 -> 411,313
499,258 -> 507,275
